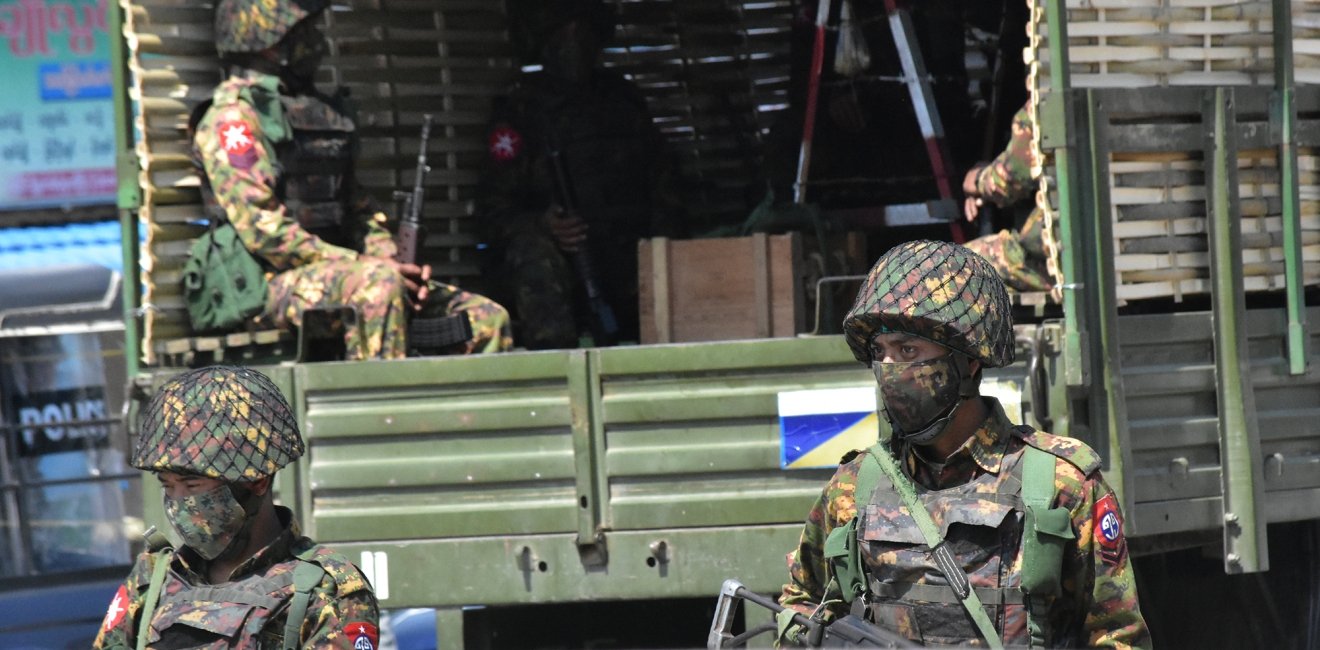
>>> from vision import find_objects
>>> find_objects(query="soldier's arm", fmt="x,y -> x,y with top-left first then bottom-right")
352,193 -> 398,260
972,104 -> 1038,207
195,102 -> 359,271
92,552 -> 156,649
476,95 -> 552,245
779,463 -> 859,621
298,570 -> 380,648
1065,471 -> 1152,649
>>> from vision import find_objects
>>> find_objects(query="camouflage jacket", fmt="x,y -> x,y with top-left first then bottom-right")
93,507 -> 379,649
779,398 -> 1150,648
192,69 -> 396,272
476,69 -> 683,251
973,103 -> 1038,208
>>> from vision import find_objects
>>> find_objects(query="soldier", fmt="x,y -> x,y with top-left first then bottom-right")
477,0 -> 682,349
93,366 -> 378,648
778,241 -> 1150,647
962,102 -> 1054,292
194,0 -> 512,359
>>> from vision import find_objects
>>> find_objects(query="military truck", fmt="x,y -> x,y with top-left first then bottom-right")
109,0 -> 1319,647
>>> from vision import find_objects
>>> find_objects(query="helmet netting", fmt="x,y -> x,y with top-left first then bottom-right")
843,240 -> 1015,368
133,366 -> 304,482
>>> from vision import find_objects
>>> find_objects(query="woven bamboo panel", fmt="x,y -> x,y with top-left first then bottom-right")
1106,146 -> 1320,301
1036,0 -> 1320,88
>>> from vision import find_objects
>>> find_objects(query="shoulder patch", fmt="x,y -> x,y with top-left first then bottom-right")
346,621 -> 379,649
1018,428 -> 1102,475
100,584 -> 129,632
488,124 -> 523,163
216,119 -> 258,170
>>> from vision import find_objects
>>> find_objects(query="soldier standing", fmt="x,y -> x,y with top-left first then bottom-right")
778,241 -> 1150,647
93,366 -> 379,648
478,0 -> 682,349
962,101 -> 1054,292
194,0 -> 512,359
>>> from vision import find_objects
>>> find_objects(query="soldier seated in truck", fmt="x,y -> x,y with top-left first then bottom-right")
192,0 -> 512,360
477,0 -> 684,350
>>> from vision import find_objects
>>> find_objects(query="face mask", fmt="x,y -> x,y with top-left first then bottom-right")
163,483 -> 251,560
873,353 -> 966,445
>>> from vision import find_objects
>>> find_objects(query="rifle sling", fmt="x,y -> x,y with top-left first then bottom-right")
861,445 -> 1006,650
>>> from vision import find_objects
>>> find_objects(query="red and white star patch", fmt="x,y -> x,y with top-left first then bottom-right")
217,119 -> 258,169
488,125 -> 522,163
346,621 -> 378,650
1093,492 -> 1126,566
101,585 -> 129,632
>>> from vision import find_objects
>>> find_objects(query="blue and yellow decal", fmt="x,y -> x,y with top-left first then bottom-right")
778,387 -> 879,469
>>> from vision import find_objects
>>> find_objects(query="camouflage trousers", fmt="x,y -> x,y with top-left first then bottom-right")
496,227 -> 640,349
262,257 -> 512,360
965,207 -> 1052,293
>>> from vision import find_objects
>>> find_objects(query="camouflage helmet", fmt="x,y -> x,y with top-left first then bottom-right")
132,365 -> 304,482
507,0 -> 617,63
843,240 -> 1015,368
215,0 -> 328,56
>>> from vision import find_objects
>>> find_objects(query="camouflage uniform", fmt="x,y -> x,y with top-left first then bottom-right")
194,0 -> 511,359
94,365 -> 379,648
93,509 -> 378,649
779,241 -> 1150,648
964,103 -> 1053,292
477,0 -> 681,348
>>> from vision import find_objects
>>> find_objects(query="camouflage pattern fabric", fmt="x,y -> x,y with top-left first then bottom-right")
843,240 -> 1015,368
779,399 -> 1151,648
478,68 -> 683,348
968,102 -> 1055,293
214,0 -> 326,55
194,69 -> 510,359
133,366 -> 303,482
93,507 -> 378,649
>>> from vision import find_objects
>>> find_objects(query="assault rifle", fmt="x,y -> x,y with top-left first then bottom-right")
393,113 -> 433,265
708,579 -> 919,649
393,114 -> 472,353
543,131 -> 620,347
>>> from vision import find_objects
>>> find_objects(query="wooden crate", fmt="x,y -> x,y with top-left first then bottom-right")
638,233 -> 805,343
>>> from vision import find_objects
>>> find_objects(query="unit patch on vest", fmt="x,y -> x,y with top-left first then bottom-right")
347,621 -> 378,650
1093,492 -> 1126,565
101,584 -> 128,632
488,125 -> 522,162
218,120 -> 258,169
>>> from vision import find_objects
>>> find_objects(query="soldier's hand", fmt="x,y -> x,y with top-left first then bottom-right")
387,259 -> 432,310
962,166 -> 985,222
543,205 -> 589,253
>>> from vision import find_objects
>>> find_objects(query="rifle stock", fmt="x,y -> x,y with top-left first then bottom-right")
707,579 -> 918,649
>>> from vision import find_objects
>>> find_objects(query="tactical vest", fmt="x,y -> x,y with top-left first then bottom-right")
273,92 -> 356,249
855,446 -> 1026,646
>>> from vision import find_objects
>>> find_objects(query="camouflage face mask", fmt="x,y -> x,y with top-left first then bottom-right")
872,353 -> 965,446
163,483 -> 250,560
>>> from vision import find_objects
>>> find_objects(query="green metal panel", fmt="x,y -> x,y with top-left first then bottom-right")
595,337 -> 866,531
1272,0 -> 1310,376
1120,308 -> 1320,537
296,353 -> 581,542
330,526 -> 804,608
1205,87 -> 1269,574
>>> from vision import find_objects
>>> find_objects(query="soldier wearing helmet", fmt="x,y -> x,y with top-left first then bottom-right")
94,366 -> 379,649
477,0 -> 684,349
192,0 -> 512,359
777,241 -> 1150,648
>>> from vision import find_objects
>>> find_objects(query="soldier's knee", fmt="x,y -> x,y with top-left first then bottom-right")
358,258 -> 407,299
